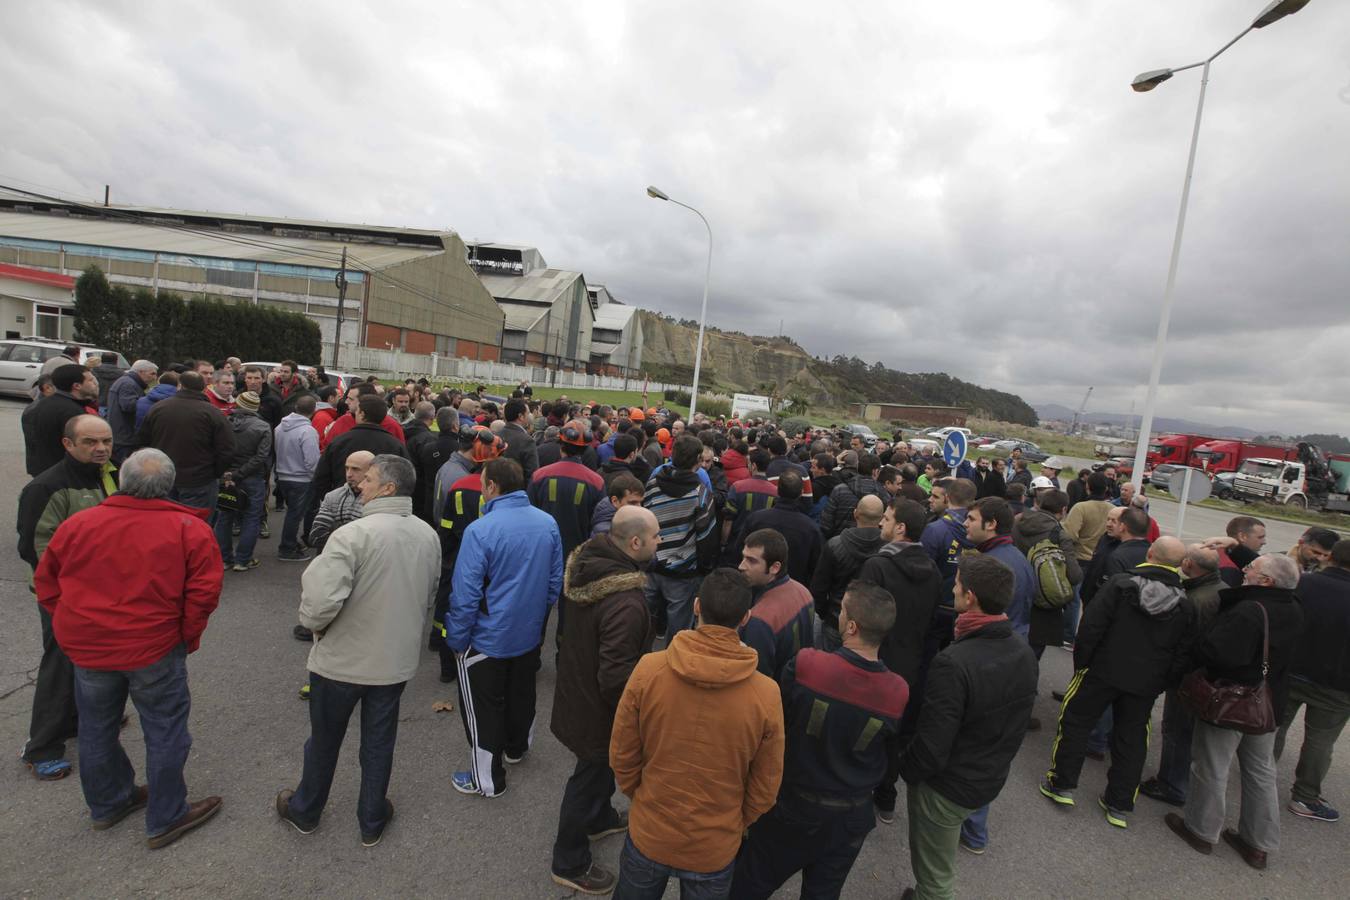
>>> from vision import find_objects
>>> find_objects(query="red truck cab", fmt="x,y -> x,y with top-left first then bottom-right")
1146,434 -> 1217,471
1189,440 -> 1296,475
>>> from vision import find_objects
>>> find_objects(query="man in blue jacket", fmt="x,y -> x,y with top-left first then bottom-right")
921,477 -> 977,645
448,458 -> 564,799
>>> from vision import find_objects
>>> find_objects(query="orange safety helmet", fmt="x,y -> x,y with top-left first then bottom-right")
469,426 -> 505,463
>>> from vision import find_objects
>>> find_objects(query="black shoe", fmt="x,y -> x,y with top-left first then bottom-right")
1086,749 -> 1107,762
361,800 -> 394,847
1138,778 -> 1184,807
278,549 -> 312,562
588,811 -> 628,841
1051,690 -> 1067,702
292,625 -> 314,642
439,669 -> 457,684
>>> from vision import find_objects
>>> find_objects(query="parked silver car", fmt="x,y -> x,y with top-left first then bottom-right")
0,339 -> 128,399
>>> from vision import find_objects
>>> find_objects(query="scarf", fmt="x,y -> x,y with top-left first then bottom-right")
954,609 -> 1007,641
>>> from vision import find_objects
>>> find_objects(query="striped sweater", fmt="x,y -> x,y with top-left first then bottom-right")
643,467 -> 718,578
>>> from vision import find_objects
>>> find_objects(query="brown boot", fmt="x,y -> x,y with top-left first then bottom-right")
1222,829 -> 1268,870
1165,812 -> 1213,855
147,797 -> 223,849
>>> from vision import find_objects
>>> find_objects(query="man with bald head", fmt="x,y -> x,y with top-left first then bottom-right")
1041,536 -> 1197,827
16,414 -> 120,780
1140,544 -> 1224,807
548,505 -> 660,894
292,450 -> 376,643
811,493 -> 886,651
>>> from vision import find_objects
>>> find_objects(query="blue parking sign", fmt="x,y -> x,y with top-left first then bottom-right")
942,432 -> 968,469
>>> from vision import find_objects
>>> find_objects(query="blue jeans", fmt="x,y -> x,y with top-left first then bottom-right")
644,573 -> 702,643
1062,584 -> 1081,645
73,645 -> 192,835
614,834 -> 734,900
276,480 -> 312,553
214,476 -> 265,565
1089,706 -> 1114,755
960,804 -> 989,850
171,481 -> 219,518
288,673 -> 405,836
1154,689 -> 1194,799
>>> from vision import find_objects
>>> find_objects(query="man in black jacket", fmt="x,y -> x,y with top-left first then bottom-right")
415,407 -> 459,526
1273,539 -> 1350,823
858,498 -> 944,824
215,392 -> 272,572
1101,507 -> 1152,579
1041,537 -> 1193,828
403,402 -> 437,519
732,581 -> 909,900
16,415 -> 118,781
23,365 -> 99,477
134,371 -> 235,513
811,494 -> 885,650
734,471 -> 821,586
308,395 -> 407,508
501,398 -> 540,482
548,507 -> 659,894
897,555 -> 1038,900
1168,553 -> 1304,869
820,452 -> 889,540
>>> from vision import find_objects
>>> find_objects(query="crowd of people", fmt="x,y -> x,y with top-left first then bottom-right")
15,357 -> 1350,898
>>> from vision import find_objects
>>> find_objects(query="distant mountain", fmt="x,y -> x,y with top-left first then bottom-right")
1035,402 -> 1261,439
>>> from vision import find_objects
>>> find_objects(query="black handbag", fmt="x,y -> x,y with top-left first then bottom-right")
217,480 -> 248,514
1179,601 -> 1276,735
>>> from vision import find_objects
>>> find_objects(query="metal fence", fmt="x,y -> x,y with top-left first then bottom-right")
321,342 -> 690,394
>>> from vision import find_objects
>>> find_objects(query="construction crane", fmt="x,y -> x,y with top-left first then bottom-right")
1070,386 -> 1094,435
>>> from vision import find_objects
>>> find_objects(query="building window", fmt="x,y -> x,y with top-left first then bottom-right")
33,304 -> 73,340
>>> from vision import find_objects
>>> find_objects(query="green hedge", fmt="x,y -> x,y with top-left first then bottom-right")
74,266 -> 321,365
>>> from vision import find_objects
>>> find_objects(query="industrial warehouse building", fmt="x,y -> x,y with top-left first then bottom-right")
468,242 -> 593,370
0,194 -> 505,361
857,402 -> 969,427
587,283 -> 643,376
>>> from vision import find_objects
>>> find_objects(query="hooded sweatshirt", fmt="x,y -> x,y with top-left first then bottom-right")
643,467 -> 717,578
610,625 -> 784,872
810,525 -> 885,622
274,412 -> 321,482
859,541 -> 945,687
1073,563 -> 1196,696
1013,508 -> 1084,648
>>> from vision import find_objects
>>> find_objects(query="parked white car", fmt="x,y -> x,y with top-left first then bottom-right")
926,426 -> 972,441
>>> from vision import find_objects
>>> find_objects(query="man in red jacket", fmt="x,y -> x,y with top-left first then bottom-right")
34,448 -> 225,850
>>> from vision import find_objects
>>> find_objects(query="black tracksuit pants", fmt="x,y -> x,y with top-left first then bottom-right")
455,644 -> 541,797
23,606 -> 77,764
732,796 -> 874,900
1048,669 -> 1157,811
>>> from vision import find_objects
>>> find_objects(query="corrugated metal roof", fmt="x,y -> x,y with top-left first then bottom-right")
0,209 -> 445,270
478,269 -> 583,304
497,300 -> 552,332
593,302 -> 636,329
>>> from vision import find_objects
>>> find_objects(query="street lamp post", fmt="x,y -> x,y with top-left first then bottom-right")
1127,0 -> 1311,491
647,185 -> 712,421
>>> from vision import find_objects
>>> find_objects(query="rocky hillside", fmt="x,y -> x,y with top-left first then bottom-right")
637,310 -> 1037,425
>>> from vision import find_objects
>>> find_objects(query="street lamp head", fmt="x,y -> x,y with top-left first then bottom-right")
1131,68 -> 1175,92
1252,0 -> 1310,28
646,185 -> 670,201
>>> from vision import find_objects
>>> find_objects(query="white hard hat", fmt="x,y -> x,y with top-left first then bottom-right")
1031,476 -> 1056,490
1042,456 -> 1066,470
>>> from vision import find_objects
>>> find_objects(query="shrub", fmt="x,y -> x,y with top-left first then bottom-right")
74,266 -> 321,364
781,416 -> 812,436
695,394 -> 731,418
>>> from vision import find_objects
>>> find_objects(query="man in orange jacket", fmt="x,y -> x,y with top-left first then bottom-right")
609,567 -> 784,898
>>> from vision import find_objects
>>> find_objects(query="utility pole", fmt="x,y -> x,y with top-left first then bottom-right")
332,245 -> 347,369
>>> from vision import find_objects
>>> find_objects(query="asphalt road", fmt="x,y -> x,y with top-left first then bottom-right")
1,400 -> 1345,899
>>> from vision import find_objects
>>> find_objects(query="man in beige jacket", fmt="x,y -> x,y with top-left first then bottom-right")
275,454 -> 439,847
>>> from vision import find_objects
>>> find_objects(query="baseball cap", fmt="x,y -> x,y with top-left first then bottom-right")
1031,475 -> 1055,490
560,419 -> 591,447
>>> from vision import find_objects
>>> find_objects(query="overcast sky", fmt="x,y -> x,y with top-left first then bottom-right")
3,1 -> 1348,433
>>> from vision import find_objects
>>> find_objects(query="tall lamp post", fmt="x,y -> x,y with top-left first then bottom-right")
1127,0 -> 1311,491
647,185 -> 712,420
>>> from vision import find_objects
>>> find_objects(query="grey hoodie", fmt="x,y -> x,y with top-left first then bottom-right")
274,413 -> 320,482
1012,508 -> 1083,586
